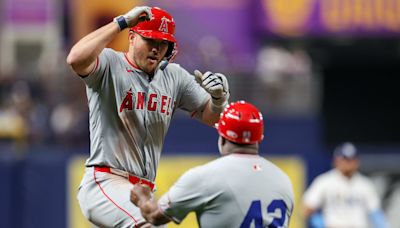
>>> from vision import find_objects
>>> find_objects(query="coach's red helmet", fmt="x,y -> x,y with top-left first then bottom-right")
216,101 -> 264,144
131,7 -> 177,61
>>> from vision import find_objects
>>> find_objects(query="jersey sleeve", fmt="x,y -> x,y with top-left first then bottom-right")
80,48 -> 115,89
157,166 -> 208,224
176,67 -> 210,118
303,175 -> 326,210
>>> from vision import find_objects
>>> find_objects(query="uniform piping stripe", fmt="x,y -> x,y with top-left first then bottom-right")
124,53 -> 140,70
93,169 -> 139,226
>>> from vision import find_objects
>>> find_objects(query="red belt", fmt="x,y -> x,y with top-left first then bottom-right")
94,166 -> 155,191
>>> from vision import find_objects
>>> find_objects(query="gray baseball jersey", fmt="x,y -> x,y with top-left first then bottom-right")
82,48 -> 210,181
158,154 -> 294,228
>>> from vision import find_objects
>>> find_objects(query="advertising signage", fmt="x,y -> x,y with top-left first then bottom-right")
258,0 -> 400,37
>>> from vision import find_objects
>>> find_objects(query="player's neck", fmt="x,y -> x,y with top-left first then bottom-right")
124,52 -> 140,70
338,169 -> 356,179
224,141 -> 259,155
232,151 -> 259,155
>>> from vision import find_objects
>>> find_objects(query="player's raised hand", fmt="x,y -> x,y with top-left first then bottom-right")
194,70 -> 230,110
114,6 -> 152,30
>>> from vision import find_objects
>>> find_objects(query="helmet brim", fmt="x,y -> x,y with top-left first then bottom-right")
134,30 -> 177,43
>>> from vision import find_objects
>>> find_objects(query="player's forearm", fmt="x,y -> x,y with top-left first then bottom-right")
139,201 -> 171,225
67,22 -> 120,74
201,99 -> 223,126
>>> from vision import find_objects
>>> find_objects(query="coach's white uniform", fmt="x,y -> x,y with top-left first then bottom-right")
303,169 -> 381,228
77,48 -> 210,227
158,153 -> 294,228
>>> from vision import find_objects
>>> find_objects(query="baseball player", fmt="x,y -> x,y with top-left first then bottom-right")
303,142 -> 388,228
131,101 -> 294,228
66,6 -> 230,227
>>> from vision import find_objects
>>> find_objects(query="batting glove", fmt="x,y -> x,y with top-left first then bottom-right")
114,6 -> 152,31
194,70 -> 230,112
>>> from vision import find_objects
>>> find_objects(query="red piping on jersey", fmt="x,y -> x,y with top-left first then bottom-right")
93,168 -> 139,227
124,53 -> 140,70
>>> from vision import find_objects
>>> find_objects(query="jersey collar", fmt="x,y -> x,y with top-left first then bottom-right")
124,53 -> 163,81
229,152 -> 260,157
124,53 -> 142,72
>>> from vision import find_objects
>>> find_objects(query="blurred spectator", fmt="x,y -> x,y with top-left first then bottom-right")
198,35 -> 229,72
0,80 -> 32,154
303,142 -> 389,228
0,69 -> 88,152
0,0 -> 63,77
0,106 -> 27,142
49,101 -> 88,145
255,44 -> 318,116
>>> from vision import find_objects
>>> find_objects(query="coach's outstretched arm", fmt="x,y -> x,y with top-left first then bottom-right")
194,70 -> 230,126
66,6 -> 152,76
131,184 -> 171,225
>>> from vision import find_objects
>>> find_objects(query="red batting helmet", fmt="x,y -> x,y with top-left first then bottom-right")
216,101 -> 264,144
131,7 -> 177,61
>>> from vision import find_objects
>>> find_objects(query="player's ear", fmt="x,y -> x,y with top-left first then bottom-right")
221,137 -> 226,146
128,31 -> 135,44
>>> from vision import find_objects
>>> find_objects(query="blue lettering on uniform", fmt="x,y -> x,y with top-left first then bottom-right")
240,200 -> 263,228
241,199 -> 288,228
267,200 -> 287,228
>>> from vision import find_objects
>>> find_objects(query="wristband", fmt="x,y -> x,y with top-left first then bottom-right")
114,16 -> 128,31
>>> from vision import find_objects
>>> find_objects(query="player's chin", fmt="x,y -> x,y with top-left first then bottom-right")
147,57 -> 159,65
148,59 -> 161,69
143,63 -> 158,75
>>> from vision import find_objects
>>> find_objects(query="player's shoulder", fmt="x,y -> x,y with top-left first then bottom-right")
163,63 -> 191,77
214,154 -> 291,179
312,169 -> 338,184
100,48 -> 124,60
182,157 -> 227,179
165,62 -> 182,70
262,158 -> 293,184
102,48 -> 118,56
162,62 -> 180,72
354,172 -> 375,185
178,162 -> 215,184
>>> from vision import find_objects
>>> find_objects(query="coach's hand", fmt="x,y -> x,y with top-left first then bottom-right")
194,70 -> 230,112
114,6 -> 152,30
131,184 -> 152,207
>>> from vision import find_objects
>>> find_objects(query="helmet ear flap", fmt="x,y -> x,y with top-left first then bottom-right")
165,42 -> 178,62
160,42 -> 178,70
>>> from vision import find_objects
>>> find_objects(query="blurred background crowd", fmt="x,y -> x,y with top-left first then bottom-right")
0,0 -> 399,227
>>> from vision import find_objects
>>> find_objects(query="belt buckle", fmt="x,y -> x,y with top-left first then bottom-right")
110,167 -> 129,178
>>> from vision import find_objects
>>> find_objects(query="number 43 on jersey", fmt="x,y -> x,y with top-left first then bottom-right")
241,199 -> 288,228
